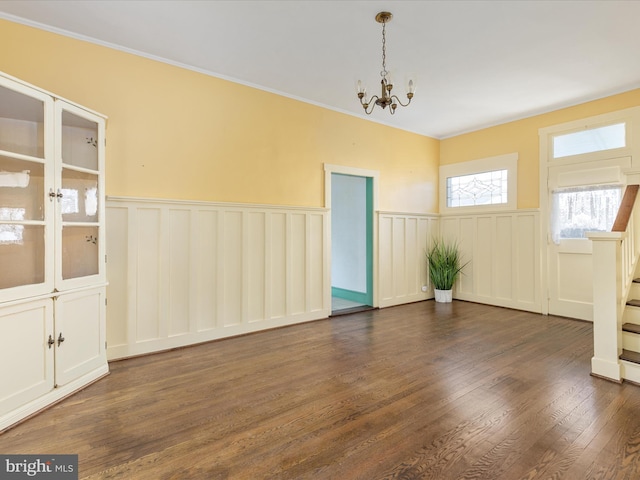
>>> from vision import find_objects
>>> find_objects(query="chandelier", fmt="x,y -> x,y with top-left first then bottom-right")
357,11 -> 415,115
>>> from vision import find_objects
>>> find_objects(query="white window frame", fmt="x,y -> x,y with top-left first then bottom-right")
552,122 -> 627,160
540,108 -> 640,245
543,107 -> 640,168
439,152 -> 518,214
550,183 -> 623,243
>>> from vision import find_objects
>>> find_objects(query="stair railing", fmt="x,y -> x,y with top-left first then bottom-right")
587,182 -> 640,382
614,184 -> 640,298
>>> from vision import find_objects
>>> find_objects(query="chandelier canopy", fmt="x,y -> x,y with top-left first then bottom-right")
357,11 -> 415,115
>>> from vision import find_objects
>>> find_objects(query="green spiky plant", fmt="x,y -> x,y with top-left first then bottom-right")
426,238 -> 468,291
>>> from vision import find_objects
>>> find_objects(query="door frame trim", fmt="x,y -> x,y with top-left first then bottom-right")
539,106 -> 640,316
324,164 -> 380,308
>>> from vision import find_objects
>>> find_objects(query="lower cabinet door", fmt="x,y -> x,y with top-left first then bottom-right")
54,287 -> 106,386
0,299 -> 54,417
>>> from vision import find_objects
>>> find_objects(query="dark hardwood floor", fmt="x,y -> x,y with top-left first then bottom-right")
2,300 -> 640,479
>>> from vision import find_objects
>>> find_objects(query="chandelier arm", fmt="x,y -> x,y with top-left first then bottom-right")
389,94 -> 412,108
361,95 -> 381,115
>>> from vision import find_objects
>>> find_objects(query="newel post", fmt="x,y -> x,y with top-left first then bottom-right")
587,231 -> 624,382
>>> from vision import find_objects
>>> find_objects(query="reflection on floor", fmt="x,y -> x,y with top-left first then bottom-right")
331,296 -> 373,316
332,297 -> 363,311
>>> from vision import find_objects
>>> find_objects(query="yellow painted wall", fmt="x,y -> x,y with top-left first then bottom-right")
4,18 -> 639,214
441,89 -> 640,209
0,19 -> 439,213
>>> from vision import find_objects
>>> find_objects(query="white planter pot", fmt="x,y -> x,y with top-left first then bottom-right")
434,289 -> 453,303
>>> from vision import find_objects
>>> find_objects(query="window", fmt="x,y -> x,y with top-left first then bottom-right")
550,185 -> 622,242
447,169 -> 508,207
552,123 -> 626,159
440,153 -> 517,212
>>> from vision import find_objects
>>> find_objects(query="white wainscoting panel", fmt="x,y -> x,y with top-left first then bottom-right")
195,210 -> 217,331
169,208 -> 190,336
105,206 -> 128,349
136,208 -> 161,342
440,210 -> 542,312
378,212 -> 439,308
106,199 -> 541,359
106,198 -> 329,359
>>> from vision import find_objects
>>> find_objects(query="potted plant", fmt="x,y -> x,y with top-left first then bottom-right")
426,237 -> 468,303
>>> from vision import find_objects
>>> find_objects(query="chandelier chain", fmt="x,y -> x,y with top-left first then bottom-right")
380,21 -> 388,79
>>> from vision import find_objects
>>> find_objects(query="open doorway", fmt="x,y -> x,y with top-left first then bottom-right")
324,164 -> 378,316
330,173 -> 373,315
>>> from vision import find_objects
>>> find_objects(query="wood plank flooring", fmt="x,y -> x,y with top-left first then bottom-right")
2,300 -> 640,479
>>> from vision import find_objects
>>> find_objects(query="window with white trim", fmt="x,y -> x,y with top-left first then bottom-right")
552,122 -> 626,159
550,184 -> 622,242
440,153 -> 517,213
447,169 -> 508,207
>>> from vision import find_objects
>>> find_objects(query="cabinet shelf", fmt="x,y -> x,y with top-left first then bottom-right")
61,221 -> 100,227
61,163 -> 99,176
0,220 -> 46,225
0,149 -> 47,164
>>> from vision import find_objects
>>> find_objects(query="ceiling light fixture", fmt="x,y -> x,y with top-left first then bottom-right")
357,11 -> 415,115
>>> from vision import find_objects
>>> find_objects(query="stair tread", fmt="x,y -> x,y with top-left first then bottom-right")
620,349 -> 640,364
627,299 -> 640,307
623,323 -> 640,334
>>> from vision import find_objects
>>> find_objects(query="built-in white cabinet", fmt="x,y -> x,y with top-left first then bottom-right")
54,288 -> 107,386
0,299 -> 53,417
0,72 -> 108,431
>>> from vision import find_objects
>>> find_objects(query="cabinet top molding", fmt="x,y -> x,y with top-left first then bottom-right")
0,70 -> 107,120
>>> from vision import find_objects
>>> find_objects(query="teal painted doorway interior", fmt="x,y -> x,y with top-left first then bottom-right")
330,173 -> 373,312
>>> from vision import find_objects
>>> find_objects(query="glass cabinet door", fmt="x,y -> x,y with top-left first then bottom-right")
55,102 -> 105,287
0,78 -> 106,298
0,84 -> 46,159
0,155 -> 46,289
0,80 -> 53,299
60,110 -> 99,171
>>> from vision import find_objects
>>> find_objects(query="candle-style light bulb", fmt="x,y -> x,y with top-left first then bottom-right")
385,71 -> 394,89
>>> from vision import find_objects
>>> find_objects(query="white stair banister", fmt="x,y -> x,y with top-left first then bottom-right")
587,182 -> 640,382
587,231 -> 624,381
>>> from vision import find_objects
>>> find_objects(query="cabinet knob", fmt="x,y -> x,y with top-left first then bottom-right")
57,332 -> 65,347
49,188 -> 64,202
47,335 -> 54,349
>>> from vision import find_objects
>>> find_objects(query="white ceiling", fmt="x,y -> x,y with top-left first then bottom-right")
1,0 -> 639,139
